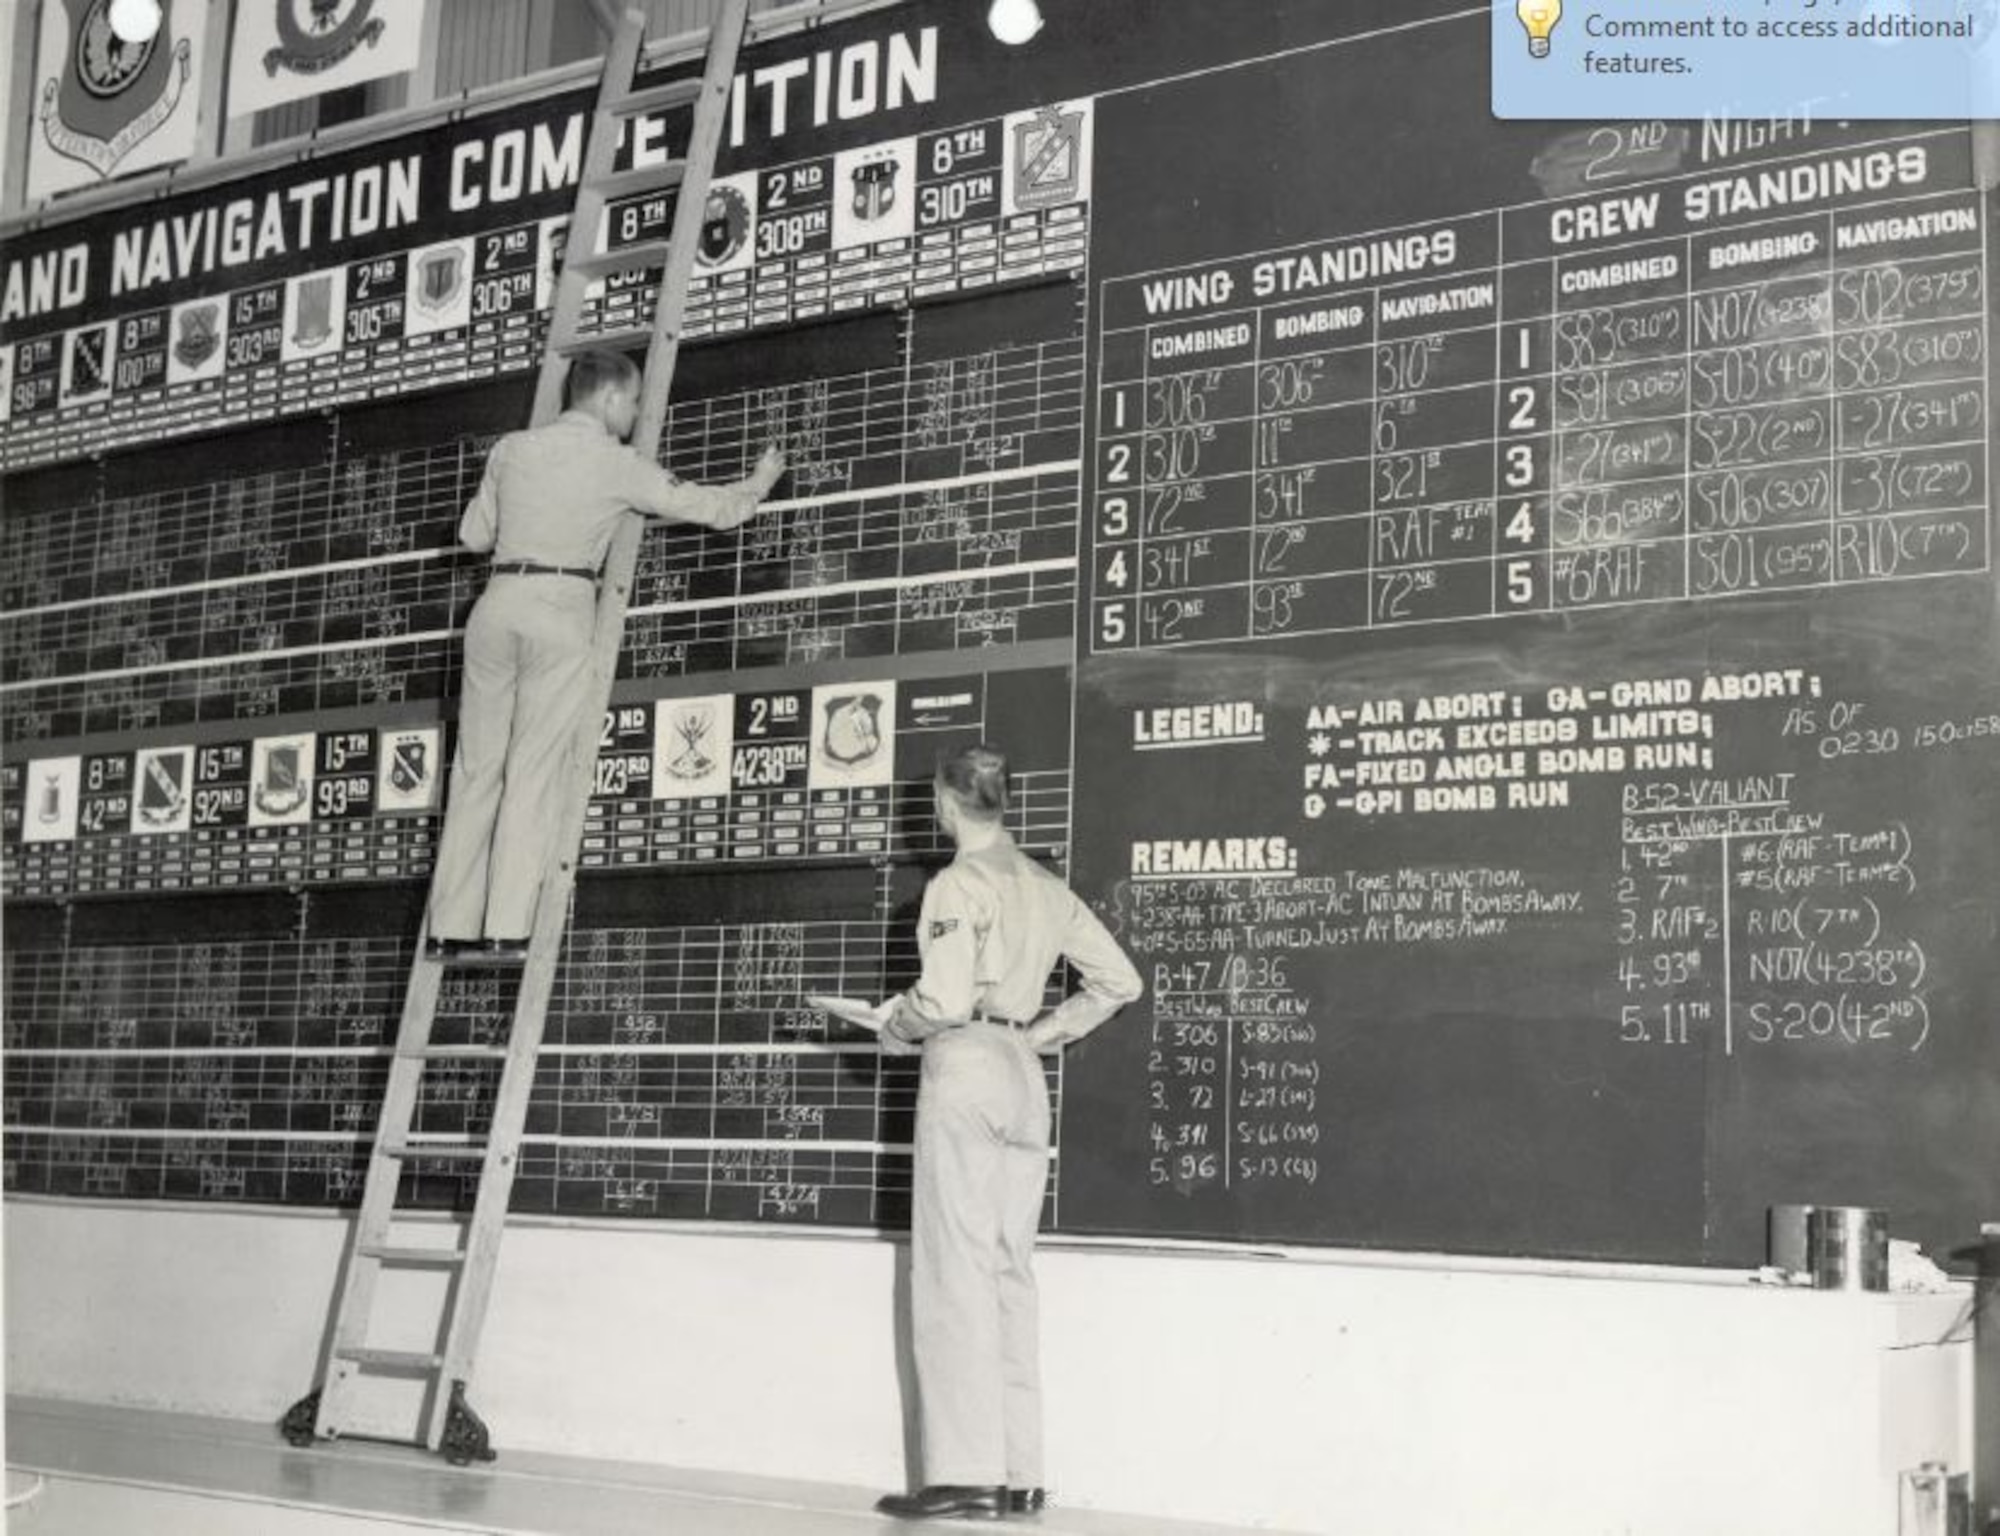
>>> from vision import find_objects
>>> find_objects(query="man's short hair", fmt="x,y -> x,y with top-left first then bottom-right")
935,743 -> 1008,823
563,349 -> 641,409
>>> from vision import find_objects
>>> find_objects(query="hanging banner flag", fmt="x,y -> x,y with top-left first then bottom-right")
227,0 -> 425,118
27,0 -> 202,201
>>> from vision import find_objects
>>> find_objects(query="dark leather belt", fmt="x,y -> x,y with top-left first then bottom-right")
491,560 -> 597,579
973,1010 -> 1031,1030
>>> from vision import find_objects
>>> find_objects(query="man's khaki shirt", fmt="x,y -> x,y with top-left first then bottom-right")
899,832 -> 1143,1047
458,410 -> 753,567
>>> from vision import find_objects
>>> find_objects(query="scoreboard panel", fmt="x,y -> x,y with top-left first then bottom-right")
8,0 -> 1997,1269
1,0 -> 1093,1230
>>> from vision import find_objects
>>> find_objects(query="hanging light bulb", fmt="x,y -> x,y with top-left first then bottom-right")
108,0 -> 163,44
987,0 -> 1044,46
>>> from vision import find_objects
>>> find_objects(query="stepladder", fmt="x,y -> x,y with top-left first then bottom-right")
282,0 -> 753,1465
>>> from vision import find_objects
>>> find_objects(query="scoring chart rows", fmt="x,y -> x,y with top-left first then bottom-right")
0,1134 -> 990,1226
1088,390 -> 1987,496
3,467 -> 1082,636
5,921 -> 1057,1029
1095,284 -> 1984,470
1095,298 -> 1985,441
0,563 -> 1081,737
2,337 -> 1087,608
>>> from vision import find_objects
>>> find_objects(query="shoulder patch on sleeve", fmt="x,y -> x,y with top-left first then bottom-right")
928,917 -> 960,939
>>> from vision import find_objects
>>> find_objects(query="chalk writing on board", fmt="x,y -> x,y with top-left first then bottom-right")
1089,128 -> 1985,654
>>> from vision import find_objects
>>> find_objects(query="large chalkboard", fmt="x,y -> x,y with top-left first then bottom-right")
0,0 -> 1097,1222
1056,9 -> 2000,1265
3,0 -> 1996,1270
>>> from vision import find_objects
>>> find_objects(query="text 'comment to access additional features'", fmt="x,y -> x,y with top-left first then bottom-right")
1492,0 -> 1999,119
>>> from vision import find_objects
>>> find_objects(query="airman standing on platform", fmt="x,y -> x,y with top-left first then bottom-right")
427,349 -> 784,962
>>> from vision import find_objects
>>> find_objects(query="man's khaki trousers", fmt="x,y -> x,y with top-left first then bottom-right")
429,576 -> 593,941
910,1024 -> 1052,1488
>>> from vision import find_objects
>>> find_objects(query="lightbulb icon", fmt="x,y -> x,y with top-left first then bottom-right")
1517,0 -> 1563,57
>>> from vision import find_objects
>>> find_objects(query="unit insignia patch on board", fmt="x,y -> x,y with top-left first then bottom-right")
664,704 -> 717,780
38,0 -> 193,181
292,274 -> 335,350
1012,105 -> 1083,209
263,0 -> 386,78
850,155 -> 900,221
37,768 -> 66,826
174,302 -> 220,369
388,735 -> 428,795
416,246 -> 466,315
821,694 -> 884,766
698,185 -> 750,267
255,742 -> 306,816
375,728 -> 438,813
137,749 -> 190,828
67,324 -> 110,395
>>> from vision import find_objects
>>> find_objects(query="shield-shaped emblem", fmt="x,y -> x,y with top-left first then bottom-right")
697,185 -> 750,268
265,0 -> 386,77
665,704 -> 716,780
174,302 -> 220,369
292,274 -> 334,350
255,743 -> 305,816
416,246 -> 465,314
390,735 -> 428,794
850,158 -> 898,222
1012,106 -> 1083,210
39,0 -> 193,180
821,694 -> 883,767
139,750 -> 189,827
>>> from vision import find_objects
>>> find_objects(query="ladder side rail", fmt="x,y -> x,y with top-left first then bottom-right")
631,0 -> 745,460
311,964 -> 444,1438
422,0 -> 753,1447
531,8 -> 655,427
302,3 -> 651,1450
422,513 -> 646,1446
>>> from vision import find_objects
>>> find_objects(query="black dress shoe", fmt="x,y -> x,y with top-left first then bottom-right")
423,938 -> 477,962
1008,1488 -> 1047,1514
874,1484 -> 1006,1520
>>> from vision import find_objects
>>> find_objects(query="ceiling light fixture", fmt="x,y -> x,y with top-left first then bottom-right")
987,0 -> 1044,46
108,0 -> 164,45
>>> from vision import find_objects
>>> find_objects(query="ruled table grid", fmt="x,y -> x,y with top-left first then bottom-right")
1089,161 -> 1989,653
4,918 -> 1070,1224
2,340 -> 1083,741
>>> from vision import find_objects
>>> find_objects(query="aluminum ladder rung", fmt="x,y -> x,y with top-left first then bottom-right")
609,76 -> 704,116
395,1045 -> 508,1060
566,238 -> 674,278
335,1348 -> 443,1372
376,1141 -> 487,1162
359,1246 -> 468,1267
552,324 -> 658,356
588,161 -> 688,203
